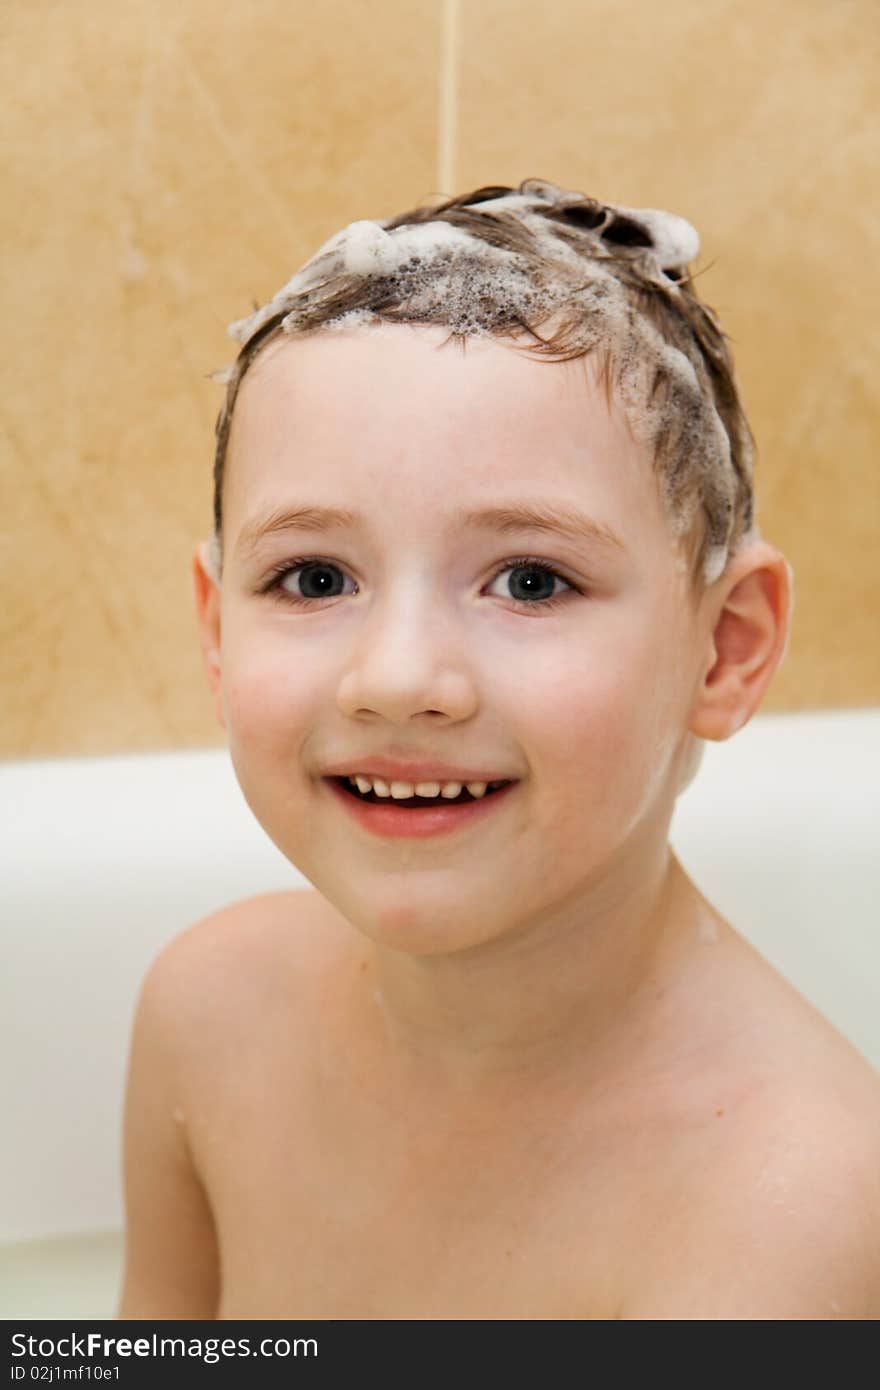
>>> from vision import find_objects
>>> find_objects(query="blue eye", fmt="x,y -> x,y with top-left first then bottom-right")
261,559 -> 353,604
259,556 -> 579,611
487,560 -> 574,607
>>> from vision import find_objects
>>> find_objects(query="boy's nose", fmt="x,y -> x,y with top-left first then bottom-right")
334,597 -> 479,724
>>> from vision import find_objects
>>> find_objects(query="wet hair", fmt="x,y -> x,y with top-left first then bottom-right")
208,178 -> 757,592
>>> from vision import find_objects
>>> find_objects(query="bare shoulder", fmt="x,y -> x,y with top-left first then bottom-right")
632,1083 -> 880,1319
118,888 -> 343,1318
143,888 -> 347,1022
154,885 -> 338,966
135,885 -> 364,1112
627,932 -> 880,1319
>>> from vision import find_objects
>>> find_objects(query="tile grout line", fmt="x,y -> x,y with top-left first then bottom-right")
437,0 -> 460,195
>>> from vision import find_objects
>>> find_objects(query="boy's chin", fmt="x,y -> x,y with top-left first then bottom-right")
328,891 -> 512,958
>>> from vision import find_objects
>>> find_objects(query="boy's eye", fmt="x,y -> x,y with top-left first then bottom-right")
486,561 -> 574,606
268,559 -> 352,602
259,557 -> 578,610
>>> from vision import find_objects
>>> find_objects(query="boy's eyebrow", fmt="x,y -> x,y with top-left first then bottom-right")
457,502 -> 627,553
235,500 -> 627,558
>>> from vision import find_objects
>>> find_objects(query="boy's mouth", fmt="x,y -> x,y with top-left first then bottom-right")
322,774 -> 519,838
329,775 -> 513,807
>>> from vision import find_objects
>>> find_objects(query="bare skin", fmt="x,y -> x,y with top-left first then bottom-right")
119,325 -> 880,1318
118,876 -> 880,1321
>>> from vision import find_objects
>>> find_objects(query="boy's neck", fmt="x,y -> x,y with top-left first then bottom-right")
358,846 -> 708,1099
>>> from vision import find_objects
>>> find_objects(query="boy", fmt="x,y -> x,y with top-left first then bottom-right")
118,180 -> 880,1319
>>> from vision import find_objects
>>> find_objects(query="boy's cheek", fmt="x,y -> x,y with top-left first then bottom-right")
219,655 -> 314,750
551,651 -> 682,797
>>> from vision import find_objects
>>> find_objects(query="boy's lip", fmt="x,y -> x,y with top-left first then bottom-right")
324,774 -> 519,838
321,756 -> 519,785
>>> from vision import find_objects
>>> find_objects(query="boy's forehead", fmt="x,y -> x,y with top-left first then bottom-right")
225,324 -> 669,550
233,322 -> 637,456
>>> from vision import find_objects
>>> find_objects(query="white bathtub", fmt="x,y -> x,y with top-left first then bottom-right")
2,709 -> 878,1318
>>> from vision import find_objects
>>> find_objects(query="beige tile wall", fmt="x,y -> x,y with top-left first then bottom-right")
2,0 -> 877,758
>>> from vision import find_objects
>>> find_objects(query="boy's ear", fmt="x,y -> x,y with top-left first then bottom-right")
192,540 -> 226,729
688,540 -> 794,742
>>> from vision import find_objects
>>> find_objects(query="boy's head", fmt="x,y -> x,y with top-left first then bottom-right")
208,178 -> 758,598
193,179 -> 791,953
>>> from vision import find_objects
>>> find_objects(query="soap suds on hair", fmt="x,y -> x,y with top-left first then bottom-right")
702,544 -> 730,586
215,179 -> 756,587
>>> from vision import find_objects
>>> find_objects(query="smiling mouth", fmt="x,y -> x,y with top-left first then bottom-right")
328,776 -> 513,807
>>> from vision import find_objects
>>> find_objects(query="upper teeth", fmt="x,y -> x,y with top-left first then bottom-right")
347,775 -> 503,799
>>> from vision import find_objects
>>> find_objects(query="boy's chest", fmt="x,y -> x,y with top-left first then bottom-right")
190,1056 -> 653,1319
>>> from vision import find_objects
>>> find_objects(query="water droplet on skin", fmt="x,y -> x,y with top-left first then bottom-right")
697,908 -> 720,944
